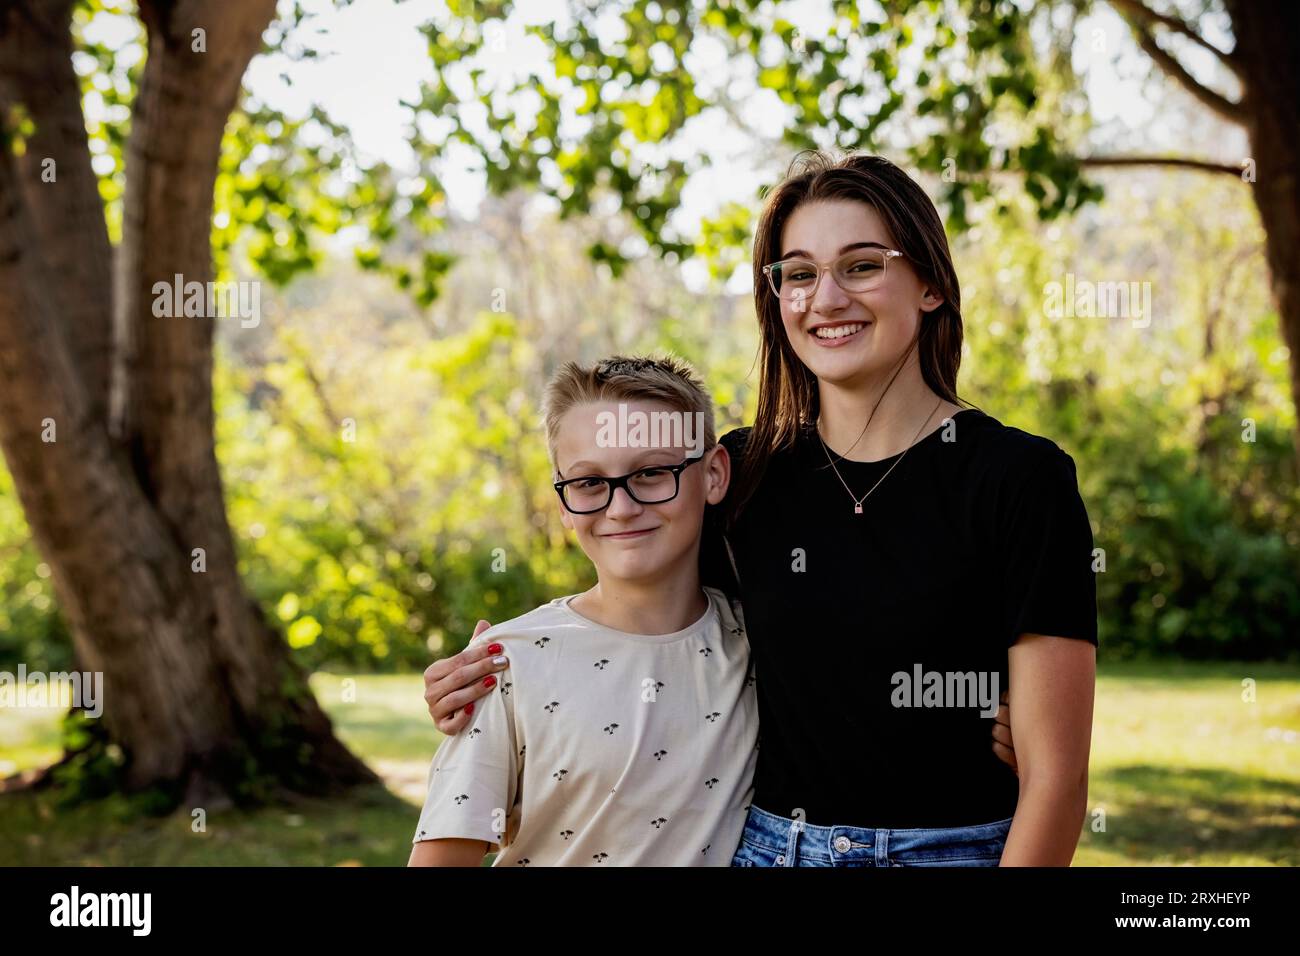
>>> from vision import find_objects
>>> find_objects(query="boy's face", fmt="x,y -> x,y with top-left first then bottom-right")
553,400 -> 730,585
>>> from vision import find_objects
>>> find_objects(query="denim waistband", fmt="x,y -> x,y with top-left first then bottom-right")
738,804 -> 1015,867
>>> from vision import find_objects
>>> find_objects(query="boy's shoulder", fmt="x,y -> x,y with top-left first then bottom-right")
469,589 -> 744,649
467,598 -> 575,651
702,585 -> 746,640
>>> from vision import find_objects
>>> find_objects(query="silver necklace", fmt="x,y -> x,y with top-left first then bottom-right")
818,398 -> 944,514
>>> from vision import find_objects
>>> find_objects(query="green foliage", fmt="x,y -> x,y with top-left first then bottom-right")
70,0 -> 420,294
406,0 -> 1105,266
217,307 -> 593,672
957,174 -> 1299,660
46,710 -> 177,815
0,466 -> 70,672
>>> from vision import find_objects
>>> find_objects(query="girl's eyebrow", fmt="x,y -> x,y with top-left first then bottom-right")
780,240 -> 888,260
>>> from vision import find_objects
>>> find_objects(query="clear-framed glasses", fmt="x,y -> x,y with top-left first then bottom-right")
762,247 -> 905,302
553,454 -> 706,515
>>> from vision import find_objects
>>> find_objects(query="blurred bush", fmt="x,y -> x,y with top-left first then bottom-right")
956,172 -> 1299,660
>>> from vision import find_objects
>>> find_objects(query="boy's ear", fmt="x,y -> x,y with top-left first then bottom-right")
705,443 -> 731,506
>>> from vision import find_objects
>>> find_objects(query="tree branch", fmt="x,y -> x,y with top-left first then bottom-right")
1113,2 -> 1243,124
1079,154 -> 1245,177
1108,0 -> 1243,76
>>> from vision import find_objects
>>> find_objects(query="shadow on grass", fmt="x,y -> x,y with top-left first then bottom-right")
1082,764 -> 1300,865
0,781 -> 420,867
7,763 -> 1296,866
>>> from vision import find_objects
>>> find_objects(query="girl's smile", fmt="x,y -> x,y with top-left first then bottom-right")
808,319 -> 873,347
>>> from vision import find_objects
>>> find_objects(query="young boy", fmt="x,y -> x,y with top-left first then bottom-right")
409,355 -> 757,866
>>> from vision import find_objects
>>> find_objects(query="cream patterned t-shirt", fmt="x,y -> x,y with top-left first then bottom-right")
413,586 -> 758,866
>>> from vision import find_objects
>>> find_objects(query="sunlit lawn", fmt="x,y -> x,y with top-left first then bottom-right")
2,663 -> 1296,866
1073,661 -> 1300,866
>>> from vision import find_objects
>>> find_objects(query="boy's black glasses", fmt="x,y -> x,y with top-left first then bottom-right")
553,454 -> 706,515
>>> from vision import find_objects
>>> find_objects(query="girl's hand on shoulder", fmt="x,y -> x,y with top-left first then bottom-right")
423,620 -> 510,735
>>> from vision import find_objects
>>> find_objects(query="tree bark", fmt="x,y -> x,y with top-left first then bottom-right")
0,0 -> 112,427
1227,0 -> 1300,467
0,0 -> 375,804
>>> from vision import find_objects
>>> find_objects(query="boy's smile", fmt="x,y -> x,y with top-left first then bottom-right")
601,527 -> 659,540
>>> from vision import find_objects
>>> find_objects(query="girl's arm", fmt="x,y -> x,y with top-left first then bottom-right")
999,633 -> 1096,866
413,629 -> 520,865
408,838 -> 494,867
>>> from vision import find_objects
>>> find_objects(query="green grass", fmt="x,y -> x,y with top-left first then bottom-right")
1074,661 -> 1300,866
1,664 -> 1296,865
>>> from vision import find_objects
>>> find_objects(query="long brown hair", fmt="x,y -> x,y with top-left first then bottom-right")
728,151 -> 969,526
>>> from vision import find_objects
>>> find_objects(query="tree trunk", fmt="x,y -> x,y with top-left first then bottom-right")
1229,0 -> 1300,467
0,0 -> 375,805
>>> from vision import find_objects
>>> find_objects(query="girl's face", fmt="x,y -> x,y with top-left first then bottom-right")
775,199 -> 944,390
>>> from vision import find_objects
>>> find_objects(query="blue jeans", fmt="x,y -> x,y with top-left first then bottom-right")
730,804 -> 1014,867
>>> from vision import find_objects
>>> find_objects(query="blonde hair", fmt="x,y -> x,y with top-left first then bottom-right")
542,355 -> 717,463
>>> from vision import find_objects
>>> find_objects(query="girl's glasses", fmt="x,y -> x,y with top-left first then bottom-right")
762,248 -> 905,302
553,455 -> 705,515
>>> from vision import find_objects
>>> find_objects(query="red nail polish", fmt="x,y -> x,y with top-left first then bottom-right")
465,702 -> 475,716
488,643 -> 503,654
483,675 -> 497,689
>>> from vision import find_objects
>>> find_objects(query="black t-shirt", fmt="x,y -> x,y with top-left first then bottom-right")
700,407 -> 1098,828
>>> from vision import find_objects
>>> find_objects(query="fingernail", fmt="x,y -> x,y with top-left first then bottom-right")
483,675 -> 497,689
488,643 -> 503,654
492,655 -> 508,665
465,702 -> 475,715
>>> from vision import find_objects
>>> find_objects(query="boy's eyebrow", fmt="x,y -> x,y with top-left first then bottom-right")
779,240 -> 887,260
559,450 -> 685,475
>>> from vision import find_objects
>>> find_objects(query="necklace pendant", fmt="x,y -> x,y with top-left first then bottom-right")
854,502 -> 863,514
